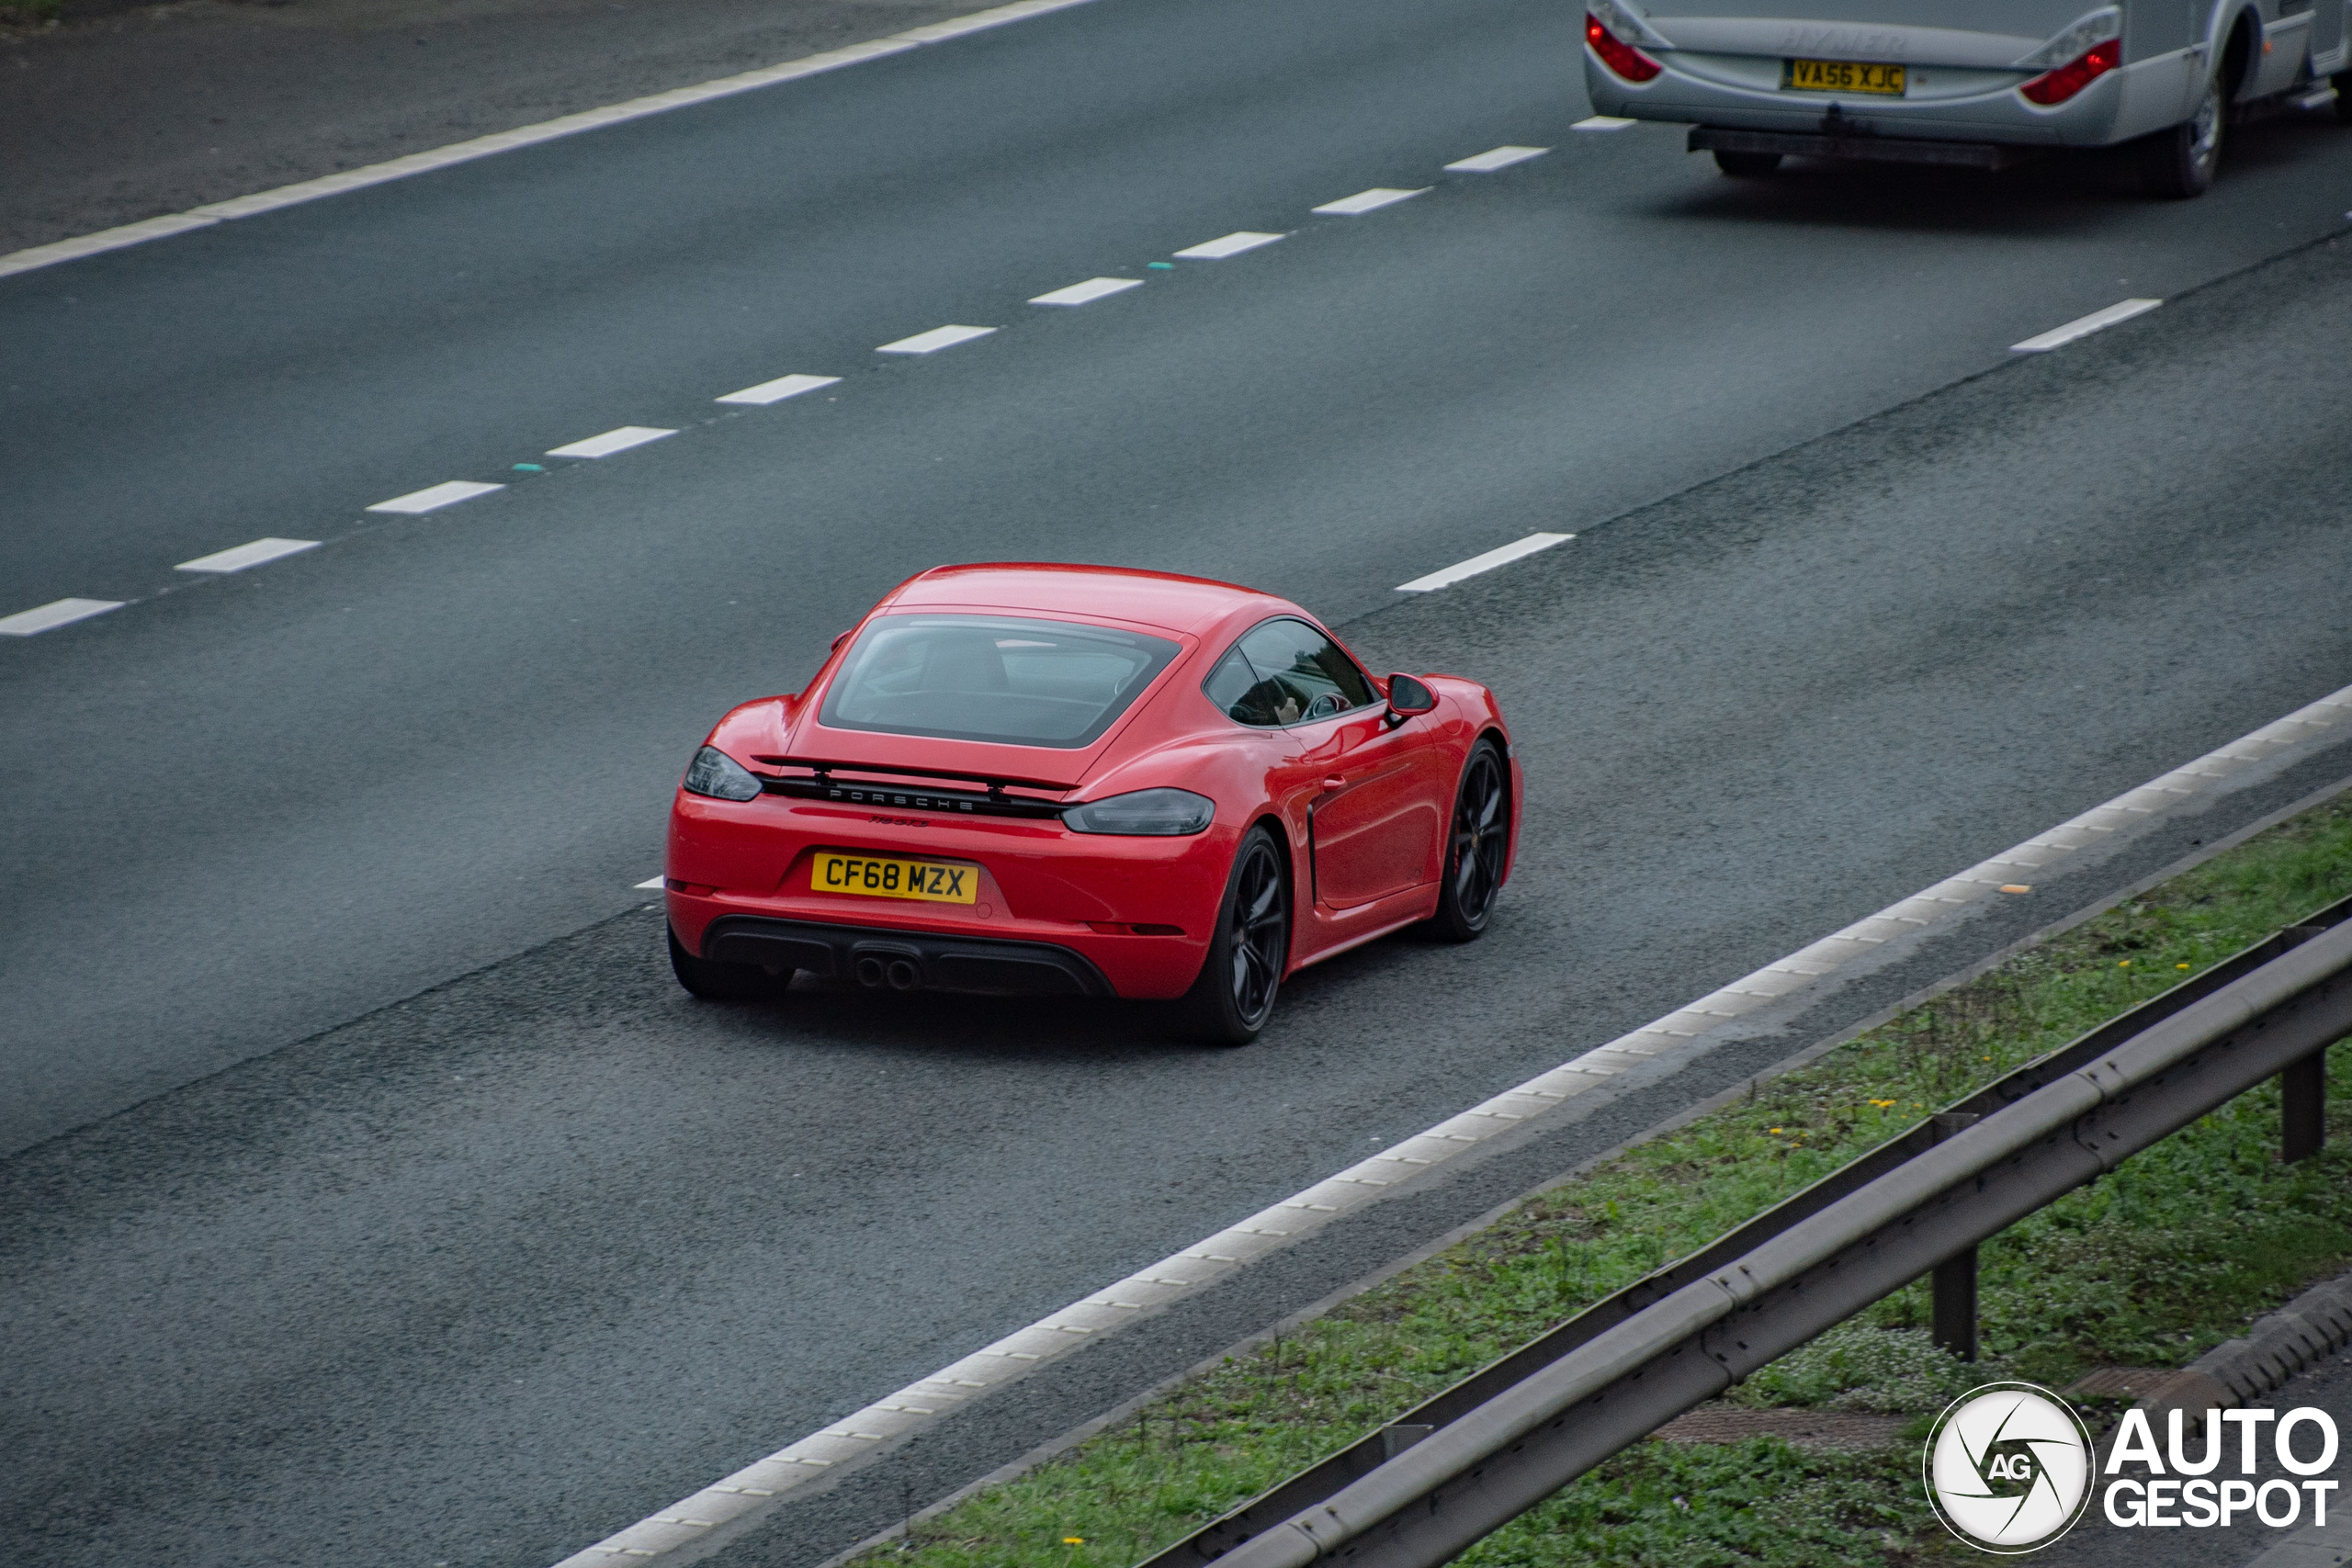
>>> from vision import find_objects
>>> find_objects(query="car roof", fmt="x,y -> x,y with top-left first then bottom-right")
887,562 -> 1289,636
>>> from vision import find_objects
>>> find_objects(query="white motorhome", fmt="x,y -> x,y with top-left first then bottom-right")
1582,0 -> 2350,195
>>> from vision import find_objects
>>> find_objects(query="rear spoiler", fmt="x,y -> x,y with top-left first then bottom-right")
748,757 -> 1071,820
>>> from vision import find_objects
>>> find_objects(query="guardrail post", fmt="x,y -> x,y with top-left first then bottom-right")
1933,1249 -> 1979,1363
2282,1046 -> 2326,1164
1930,1112 -> 1982,1361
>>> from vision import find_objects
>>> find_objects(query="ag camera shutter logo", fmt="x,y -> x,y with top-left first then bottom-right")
1924,1382 -> 2095,1553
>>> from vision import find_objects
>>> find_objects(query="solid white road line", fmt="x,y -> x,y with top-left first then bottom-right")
2011,297 -> 2163,353
1173,231 -> 1284,259
716,374 -> 842,406
1572,115 -> 1636,130
1312,187 -> 1428,215
547,425 -> 677,458
1029,276 -> 1145,306
876,324 -> 998,355
1395,532 -> 1572,592
0,598 -> 125,637
367,479 -> 505,514
0,0 -> 1112,282
552,677 -> 2352,1568
174,537 -> 321,574
1444,145 -> 1551,172
635,875 -> 666,891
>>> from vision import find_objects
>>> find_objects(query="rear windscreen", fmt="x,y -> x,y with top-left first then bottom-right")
818,614 -> 1182,749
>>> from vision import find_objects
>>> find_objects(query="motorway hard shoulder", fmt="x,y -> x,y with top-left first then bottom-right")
0,0 -> 1013,258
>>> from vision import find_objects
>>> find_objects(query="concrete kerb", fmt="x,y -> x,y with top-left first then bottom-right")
2153,1271 -> 2352,1421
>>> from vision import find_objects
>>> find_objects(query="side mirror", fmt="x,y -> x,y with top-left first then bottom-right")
831,629 -> 854,653
1385,673 -> 1438,722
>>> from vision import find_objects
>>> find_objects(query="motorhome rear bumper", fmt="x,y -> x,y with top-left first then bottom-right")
1689,126 -> 2041,169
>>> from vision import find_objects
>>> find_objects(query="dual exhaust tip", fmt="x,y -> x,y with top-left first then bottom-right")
854,953 -> 921,992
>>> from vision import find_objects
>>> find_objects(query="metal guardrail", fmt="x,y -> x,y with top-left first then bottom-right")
1151,892 -> 2352,1568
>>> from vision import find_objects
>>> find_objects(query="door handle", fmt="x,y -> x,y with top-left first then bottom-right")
1323,775 -> 1349,789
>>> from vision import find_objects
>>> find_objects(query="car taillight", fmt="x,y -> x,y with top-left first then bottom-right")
2019,37 -> 2120,105
1586,12 -> 1661,82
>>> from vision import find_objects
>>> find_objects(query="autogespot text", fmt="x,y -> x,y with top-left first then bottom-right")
2102,1406 -> 2341,1529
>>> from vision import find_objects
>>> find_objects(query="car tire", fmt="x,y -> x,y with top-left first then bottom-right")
668,924 -> 792,1001
2140,75 -> 2224,197
1180,827 -> 1289,1045
1713,150 -> 1781,177
1428,739 -> 1510,943
2335,70 -> 2352,125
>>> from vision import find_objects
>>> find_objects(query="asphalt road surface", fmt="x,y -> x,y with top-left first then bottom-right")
6,0 -> 2352,1561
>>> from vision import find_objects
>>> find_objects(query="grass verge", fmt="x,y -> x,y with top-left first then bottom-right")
866,790 -> 2352,1568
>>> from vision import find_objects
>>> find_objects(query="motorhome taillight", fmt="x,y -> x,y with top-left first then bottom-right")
2019,38 -> 2120,105
1586,13 -> 1661,82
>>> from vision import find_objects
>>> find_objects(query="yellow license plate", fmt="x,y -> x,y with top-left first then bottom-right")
1784,57 -> 1905,95
811,852 -> 978,904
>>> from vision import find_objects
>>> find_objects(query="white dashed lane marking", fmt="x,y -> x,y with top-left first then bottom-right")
175,537 -> 321,574
7,123 -> 2197,662
1312,186 -> 1428,215
715,374 -> 841,406
1029,276 -> 1145,306
2011,298 -> 2163,353
548,425 -> 677,458
0,598 -> 124,637
367,479 -> 505,514
635,875 -> 665,891
877,324 -> 999,355
1445,145 -> 1551,171
1395,531 -> 1572,592
1173,231 -> 1284,259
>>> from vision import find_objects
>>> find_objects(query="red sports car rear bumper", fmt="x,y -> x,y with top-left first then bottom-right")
666,792 -> 1238,999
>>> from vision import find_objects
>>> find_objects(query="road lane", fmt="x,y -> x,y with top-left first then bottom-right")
6,229 -> 2352,1565
8,0 -> 2352,1147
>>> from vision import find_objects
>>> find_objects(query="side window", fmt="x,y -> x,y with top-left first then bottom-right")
1231,619 -> 1376,727
1203,646 -> 1283,727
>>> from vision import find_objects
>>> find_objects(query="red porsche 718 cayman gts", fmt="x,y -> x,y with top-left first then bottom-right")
664,563 -> 1521,1043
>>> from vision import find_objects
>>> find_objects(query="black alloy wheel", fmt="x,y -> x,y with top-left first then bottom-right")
2141,72 -> 2223,197
1181,829 -> 1289,1044
1430,740 -> 1509,942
